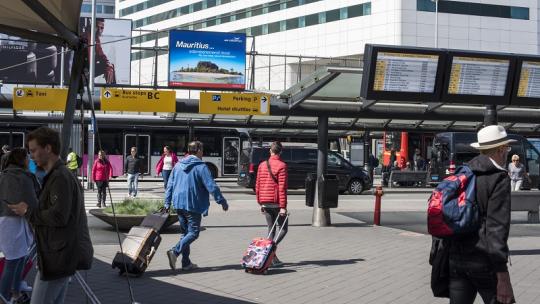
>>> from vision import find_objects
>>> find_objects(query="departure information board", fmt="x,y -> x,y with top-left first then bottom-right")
447,57 -> 510,96
517,61 -> 540,98
373,52 -> 439,93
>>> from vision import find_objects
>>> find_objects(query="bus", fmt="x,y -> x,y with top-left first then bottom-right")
0,126 -> 248,178
382,132 -> 435,169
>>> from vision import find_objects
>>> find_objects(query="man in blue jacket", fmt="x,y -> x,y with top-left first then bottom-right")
164,141 -> 228,271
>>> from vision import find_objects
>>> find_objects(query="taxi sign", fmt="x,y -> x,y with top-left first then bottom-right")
13,88 -> 68,111
199,92 -> 270,115
100,88 -> 176,112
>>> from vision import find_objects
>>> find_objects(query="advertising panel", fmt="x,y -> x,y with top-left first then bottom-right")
360,44 -> 446,102
168,30 -> 246,89
0,34 -> 68,84
80,17 -> 132,85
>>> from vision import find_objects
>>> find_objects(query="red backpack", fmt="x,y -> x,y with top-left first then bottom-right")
427,165 -> 480,238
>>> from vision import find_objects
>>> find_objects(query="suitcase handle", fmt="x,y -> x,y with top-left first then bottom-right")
267,213 -> 289,241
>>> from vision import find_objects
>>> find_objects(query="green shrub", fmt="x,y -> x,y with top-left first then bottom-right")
103,198 -> 164,215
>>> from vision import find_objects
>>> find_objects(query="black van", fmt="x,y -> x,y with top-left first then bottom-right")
428,132 -> 540,188
237,146 -> 372,194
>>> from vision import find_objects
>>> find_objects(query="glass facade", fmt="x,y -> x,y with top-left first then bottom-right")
417,0 -> 529,20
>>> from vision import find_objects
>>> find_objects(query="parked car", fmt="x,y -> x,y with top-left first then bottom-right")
237,146 -> 372,194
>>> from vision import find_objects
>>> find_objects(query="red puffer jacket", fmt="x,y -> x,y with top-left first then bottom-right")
92,159 -> 113,182
255,155 -> 288,208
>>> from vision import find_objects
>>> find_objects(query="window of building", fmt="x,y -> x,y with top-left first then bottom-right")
180,6 -> 190,15
206,19 -> 216,27
220,15 -> 231,23
104,5 -> 114,14
236,10 -> 246,20
286,18 -> 299,30
326,9 -> 341,23
268,1 -> 280,13
298,16 -> 305,28
268,21 -> 280,34
417,0 -> 529,20
81,4 -> 91,13
340,7 -> 348,20
348,4 -> 366,18
252,5 -> 263,17
193,2 -> 203,12
286,0 -> 299,9
251,25 -> 263,36
305,13 -> 319,26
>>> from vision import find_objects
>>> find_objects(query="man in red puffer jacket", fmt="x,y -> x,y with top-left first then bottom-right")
255,141 -> 288,266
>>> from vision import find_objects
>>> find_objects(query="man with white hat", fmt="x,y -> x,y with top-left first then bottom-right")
448,125 -> 515,304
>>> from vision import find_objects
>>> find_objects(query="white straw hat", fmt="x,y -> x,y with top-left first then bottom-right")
470,125 -> 516,150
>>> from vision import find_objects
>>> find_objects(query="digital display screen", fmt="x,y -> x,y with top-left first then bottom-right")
447,56 -> 510,96
373,52 -> 439,93
516,60 -> 540,98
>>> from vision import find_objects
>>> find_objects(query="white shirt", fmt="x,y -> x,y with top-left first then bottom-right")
489,157 -> 507,171
163,155 -> 173,170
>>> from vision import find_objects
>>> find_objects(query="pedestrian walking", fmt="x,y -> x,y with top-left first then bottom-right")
163,141 -> 228,271
156,145 -> 178,189
0,148 -> 39,304
92,150 -> 113,208
508,154 -> 527,191
255,141 -> 288,266
8,127 -> 93,304
124,147 -> 142,198
448,125 -> 515,304
0,145 -> 11,171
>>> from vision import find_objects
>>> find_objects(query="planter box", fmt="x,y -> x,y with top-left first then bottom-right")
89,209 -> 178,231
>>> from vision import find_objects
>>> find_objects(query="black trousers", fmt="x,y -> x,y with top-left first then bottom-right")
95,180 -> 108,204
263,207 -> 288,245
449,254 -> 498,304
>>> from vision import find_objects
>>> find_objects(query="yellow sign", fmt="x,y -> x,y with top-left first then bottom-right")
100,88 -> 176,112
13,88 -> 68,111
199,92 -> 270,115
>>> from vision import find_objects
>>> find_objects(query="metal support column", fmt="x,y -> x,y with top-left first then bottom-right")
364,130 -> 372,183
61,46 -> 84,159
312,116 -> 331,227
484,104 -> 497,126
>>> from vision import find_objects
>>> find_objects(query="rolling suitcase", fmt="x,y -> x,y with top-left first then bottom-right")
111,212 -> 168,276
241,213 -> 289,274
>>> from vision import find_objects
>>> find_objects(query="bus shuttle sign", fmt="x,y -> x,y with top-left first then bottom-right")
199,92 -> 270,115
100,88 -> 176,112
13,88 -> 68,111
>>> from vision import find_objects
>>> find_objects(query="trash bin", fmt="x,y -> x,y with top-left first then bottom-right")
305,173 -> 317,207
318,174 -> 339,208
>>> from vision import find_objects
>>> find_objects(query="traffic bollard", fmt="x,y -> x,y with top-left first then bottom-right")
373,185 -> 384,226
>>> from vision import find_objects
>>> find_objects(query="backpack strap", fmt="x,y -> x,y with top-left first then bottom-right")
266,160 -> 278,184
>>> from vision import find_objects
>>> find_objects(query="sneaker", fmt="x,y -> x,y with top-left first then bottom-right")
19,281 -> 32,292
271,256 -> 283,267
181,263 -> 198,271
166,250 -> 177,270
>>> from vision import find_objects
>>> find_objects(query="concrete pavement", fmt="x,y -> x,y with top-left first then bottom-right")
27,181 -> 540,303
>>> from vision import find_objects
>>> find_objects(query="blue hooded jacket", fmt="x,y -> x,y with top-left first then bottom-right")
164,155 -> 227,215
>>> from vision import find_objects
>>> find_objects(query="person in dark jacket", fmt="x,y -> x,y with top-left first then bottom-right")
255,141 -> 288,266
448,125 -> 515,304
163,141 -> 228,271
8,127 -> 93,304
92,150 -> 113,208
124,147 -> 142,198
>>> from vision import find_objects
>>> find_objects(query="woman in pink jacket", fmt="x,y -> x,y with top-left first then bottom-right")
156,145 -> 179,189
92,150 -> 113,207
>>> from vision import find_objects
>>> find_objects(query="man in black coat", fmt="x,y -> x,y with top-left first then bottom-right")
448,125 -> 515,304
9,127 -> 93,304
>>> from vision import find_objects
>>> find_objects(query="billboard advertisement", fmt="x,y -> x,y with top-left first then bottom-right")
168,30 -> 246,89
80,17 -> 132,85
0,35 -> 69,84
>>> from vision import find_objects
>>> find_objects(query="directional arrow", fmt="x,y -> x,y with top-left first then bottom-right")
261,96 -> 267,103
103,90 -> 112,98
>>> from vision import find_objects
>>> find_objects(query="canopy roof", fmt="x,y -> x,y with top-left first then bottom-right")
0,0 -> 82,47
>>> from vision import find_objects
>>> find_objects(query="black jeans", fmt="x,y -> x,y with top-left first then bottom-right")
263,207 -> 288,245
95,181 -> 108,205
449,254 -> 498,304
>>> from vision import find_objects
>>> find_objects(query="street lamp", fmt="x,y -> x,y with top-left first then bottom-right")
431,0 -> 439,48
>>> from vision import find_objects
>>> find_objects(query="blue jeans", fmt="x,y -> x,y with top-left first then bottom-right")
127,173 -> 139,197
172,210 -> 202,268
162,170 -> 172,189
30,272 -> 69,304
0,257 -> 25,300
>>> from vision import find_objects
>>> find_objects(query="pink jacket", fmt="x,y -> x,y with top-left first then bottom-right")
156,153 -> 179,175
92,159 -> 113,181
